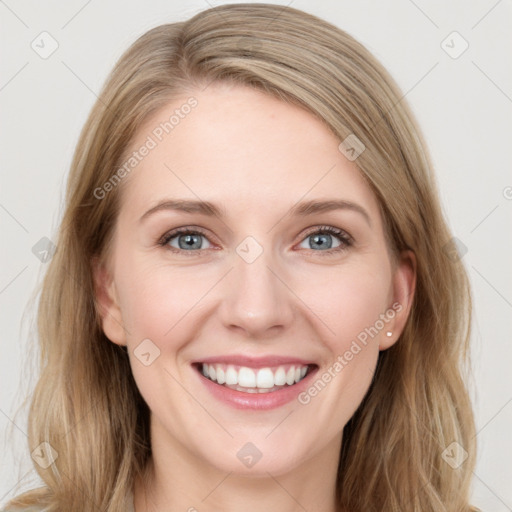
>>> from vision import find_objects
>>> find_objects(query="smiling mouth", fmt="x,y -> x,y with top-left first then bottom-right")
194,362 -> 316,394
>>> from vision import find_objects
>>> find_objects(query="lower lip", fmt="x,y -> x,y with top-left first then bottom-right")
194,365 -> 318,410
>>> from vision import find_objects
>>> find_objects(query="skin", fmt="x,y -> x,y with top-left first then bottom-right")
94,81 -> 416,512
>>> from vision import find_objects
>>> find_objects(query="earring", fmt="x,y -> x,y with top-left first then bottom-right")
386,331 -> 392,337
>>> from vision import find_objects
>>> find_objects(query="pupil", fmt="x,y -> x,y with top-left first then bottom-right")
176,233 -> 333,251
180,234 -> 201,250
312,234 -> 332,250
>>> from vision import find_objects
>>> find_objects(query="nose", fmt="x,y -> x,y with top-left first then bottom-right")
217,242 -> 295,339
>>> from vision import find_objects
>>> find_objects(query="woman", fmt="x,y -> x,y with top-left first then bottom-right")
3,3 -> 479,511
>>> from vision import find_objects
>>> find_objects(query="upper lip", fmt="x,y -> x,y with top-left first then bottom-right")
193,354 -> 317,368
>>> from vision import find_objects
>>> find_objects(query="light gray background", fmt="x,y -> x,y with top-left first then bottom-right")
1,0 -> 511,509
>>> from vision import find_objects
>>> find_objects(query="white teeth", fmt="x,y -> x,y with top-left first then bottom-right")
200,363 -> 310,391
274,367 -> 286,386
256,368 -> 274,388
285,367 -> 295,385
216,367 -> 225,384
225,366 -> 238,385
238,367 -> 256,387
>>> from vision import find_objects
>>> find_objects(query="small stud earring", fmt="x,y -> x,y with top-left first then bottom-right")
386,331 -> 392,337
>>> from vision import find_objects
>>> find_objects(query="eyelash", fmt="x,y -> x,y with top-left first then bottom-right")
158,225 -> 353,257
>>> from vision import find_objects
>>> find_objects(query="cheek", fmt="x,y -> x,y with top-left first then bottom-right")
114,258 -> 206,412
115,256 -> 209,341
294,266 -> 390,430
298,261 -> 392,348
116,249 -> 392,351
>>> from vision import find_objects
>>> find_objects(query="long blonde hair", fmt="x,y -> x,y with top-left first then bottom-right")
5,4 -> 478,511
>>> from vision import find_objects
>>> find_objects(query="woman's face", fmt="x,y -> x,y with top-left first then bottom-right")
95,82 -> 414,477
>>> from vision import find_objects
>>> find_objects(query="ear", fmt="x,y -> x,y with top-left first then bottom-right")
91,255 -> 127,346
379,249 -> 416,351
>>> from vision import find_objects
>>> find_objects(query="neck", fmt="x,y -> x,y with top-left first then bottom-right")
134,418 -> 342,512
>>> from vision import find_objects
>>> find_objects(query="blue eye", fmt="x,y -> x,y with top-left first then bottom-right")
161,228 -> 212,253
297,226 -> 352,255
300,229 -> 341,251
159,225 -> 353,256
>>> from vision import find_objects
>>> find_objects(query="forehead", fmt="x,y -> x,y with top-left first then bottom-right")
117,82 -> 381,223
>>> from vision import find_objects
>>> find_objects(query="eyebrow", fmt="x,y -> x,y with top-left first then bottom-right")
139,198 -> 371,226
